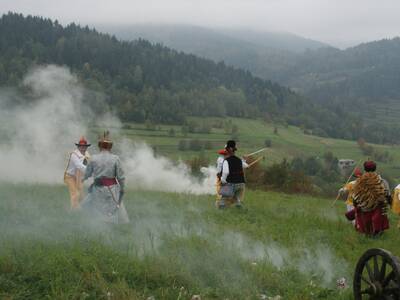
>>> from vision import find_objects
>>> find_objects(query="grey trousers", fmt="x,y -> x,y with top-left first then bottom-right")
219,183 -> 245,206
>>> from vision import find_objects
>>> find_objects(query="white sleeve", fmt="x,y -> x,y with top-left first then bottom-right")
221,160 -> 229,184
71,153 -> 86,172
242,160 -> 249,169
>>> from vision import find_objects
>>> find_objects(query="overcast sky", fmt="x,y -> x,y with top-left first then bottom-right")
1,0 -> 400,48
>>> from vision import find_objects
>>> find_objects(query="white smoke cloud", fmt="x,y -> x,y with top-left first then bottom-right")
0,64 -> 216,194
0,65 -> 88,183
122,141 -> 215,195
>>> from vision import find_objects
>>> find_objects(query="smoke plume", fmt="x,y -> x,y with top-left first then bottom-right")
0,65 -> 215,194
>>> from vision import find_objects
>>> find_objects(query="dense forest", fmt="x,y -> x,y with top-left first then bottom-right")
0,13 -> 398,143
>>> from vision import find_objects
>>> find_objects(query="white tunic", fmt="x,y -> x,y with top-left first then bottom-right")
65,149 -> 87,177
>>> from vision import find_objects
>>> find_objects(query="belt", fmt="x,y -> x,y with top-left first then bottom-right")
94,177 -> 117,186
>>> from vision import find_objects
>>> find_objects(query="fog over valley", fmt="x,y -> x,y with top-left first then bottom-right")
2,0 -> 400,48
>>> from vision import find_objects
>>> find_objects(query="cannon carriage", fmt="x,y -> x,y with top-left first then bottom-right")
353,248 -> 400,299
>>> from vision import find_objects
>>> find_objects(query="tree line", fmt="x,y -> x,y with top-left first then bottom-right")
0,12 -> 394,144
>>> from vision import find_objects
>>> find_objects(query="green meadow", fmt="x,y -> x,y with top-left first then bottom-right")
101,117 -> 400,181
1,183 -> 400,299
2,119 -> 400,299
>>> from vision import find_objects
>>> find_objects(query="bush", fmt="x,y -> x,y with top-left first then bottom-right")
168,128 -> 176,137
264,139 -> 272,148
187,153 -> 209,176
204,140 -> 213,150
189,139 -> 203,151
178,140 -> 189,151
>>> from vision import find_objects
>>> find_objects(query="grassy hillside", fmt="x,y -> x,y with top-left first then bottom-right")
101,117 -> 400,181
1,183 -> 400,299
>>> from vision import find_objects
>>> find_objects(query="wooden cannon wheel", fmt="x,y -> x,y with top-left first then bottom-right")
354,248 -> 400,299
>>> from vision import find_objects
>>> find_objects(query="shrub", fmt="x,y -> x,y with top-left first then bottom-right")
189,139 -> 203,151
178,140 -> 189,151
264,139 -> 272,148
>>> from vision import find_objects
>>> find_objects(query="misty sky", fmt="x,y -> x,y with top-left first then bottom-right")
1,0 -> 400,48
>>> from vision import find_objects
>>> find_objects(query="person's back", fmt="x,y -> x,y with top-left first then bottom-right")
82,132 -> 128,224
86,151 -> 122,180
351,160 -> 389,236
225,155 -> 245,184
219,140 -> 248,208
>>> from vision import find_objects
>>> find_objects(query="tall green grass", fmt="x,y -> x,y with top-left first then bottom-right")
1,183 -> 400,299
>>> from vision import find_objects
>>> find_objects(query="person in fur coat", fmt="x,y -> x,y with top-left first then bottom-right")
347,160 -> 390,236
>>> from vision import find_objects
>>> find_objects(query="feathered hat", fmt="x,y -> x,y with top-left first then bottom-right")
98,131 -> 113,150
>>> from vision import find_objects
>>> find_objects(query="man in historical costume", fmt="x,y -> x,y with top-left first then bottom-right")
350,160 -> 390,236
218,140 -> 249,209
81,132 -> 129,224
64,137 -> 91,209
339,167 -> 363,225
392,184 -> 400,229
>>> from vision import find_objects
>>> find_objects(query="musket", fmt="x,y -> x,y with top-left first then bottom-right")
247,156 -> 264,168
331,159 -> 362,208
245,148 -> 268,157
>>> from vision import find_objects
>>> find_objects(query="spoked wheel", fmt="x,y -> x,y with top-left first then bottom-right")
354,248 -> 400,300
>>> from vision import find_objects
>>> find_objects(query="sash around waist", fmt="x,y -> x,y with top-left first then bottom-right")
94,177 -> 118,186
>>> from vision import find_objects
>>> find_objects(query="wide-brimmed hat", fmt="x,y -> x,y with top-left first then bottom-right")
225,140 -> 237,151
75,136 -> 91,147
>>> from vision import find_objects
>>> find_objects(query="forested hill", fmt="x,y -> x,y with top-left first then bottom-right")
0,12 -> 394,143
276,38 -> 400,102
99,24 -> 329,86
0,13 -> 313,124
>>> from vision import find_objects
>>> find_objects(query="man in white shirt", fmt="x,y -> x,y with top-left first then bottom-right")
215,149 -> 229,207
219,140 -> 249,208
64,137 -> 91,209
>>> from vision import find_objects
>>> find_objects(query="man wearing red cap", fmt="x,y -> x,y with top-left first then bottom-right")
218,140 -> 249,208
64,137 -> 91,209
350,160 -> 390,236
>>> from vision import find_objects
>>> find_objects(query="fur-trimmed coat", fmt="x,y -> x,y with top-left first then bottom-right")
352,172 -> 389,212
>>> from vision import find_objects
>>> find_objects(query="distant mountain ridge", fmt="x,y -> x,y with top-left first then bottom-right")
102,23 -> 400,142
98,23 -> 330,54
98,23 -> 331,80
0,13 -> 334,134
1,12 -> 399,144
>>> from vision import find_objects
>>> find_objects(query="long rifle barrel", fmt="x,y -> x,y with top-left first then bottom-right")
245,148 -> 267,157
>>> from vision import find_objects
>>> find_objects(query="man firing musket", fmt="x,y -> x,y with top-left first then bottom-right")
81,131 -> 129,224
217,140 -> 267,209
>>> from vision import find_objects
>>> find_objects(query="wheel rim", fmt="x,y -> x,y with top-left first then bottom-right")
354,248 -> 400,299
